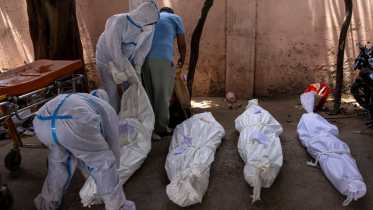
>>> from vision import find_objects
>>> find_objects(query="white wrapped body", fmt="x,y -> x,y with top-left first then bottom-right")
165,112 -> 225,207
235,99 -> 283,203
297,91 -> 366,206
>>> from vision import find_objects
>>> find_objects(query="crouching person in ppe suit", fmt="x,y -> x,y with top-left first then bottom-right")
33,89 -> 135,210
96,1 -> 160,114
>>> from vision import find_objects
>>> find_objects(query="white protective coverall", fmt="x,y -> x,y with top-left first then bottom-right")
96,1 -> 159,113
33,89 -> 135,210
80,55 -> 155,208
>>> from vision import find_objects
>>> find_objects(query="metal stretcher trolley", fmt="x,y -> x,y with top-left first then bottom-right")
0,59 -> 84,172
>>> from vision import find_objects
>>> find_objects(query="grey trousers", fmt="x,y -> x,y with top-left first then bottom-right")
142,57 -> 175,133
97,62 -> 131,114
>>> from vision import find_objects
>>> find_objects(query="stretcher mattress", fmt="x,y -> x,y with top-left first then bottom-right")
0,60 -> 82,96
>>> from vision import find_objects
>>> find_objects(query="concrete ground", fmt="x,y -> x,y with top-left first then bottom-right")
0,97 -> 372,210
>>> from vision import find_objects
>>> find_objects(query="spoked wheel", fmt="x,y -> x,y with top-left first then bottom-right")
351,82 -> 373,110
4,150 -> 22,172
0,189 -> 14,210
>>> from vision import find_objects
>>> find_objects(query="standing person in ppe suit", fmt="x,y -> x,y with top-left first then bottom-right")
96,1 -> 160,114
33,89 -> 135,210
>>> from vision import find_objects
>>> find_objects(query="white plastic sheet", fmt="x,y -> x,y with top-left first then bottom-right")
235,99 -> 283,203
165,112 -> 225,207
297,91 -> 366,206
80,58 -> 155,207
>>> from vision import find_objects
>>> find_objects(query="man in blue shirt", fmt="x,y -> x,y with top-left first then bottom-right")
142,7 -> 186,138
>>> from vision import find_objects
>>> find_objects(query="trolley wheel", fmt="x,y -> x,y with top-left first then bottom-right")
4,150 -> 22,172
0,190 -> 14,210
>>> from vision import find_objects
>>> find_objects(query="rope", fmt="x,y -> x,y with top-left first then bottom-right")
307,149 -> 352,167
342,193 -> 354,206
246,122 -> 278,137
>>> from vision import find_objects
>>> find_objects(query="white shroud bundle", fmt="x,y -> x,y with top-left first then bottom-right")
235,99 -> 283,203
297,91 -> 366,206
79,60 -> 155,207
165,112 -> 225,207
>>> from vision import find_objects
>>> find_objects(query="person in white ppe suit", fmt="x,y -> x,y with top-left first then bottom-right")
33,89 -> 135,210
96,1 -> 160,113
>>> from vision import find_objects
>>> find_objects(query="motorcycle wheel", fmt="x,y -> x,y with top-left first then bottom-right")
351,82 -> 373,111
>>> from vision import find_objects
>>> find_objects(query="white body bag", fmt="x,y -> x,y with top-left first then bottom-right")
297,91 -> 366,206
80,59 -> 155,207
235,99 -> 283,203
165,112 -> 225,207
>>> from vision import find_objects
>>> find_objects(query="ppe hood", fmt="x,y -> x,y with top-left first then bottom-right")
128,1 -> 160,27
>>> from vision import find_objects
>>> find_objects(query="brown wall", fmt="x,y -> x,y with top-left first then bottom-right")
0,0 -> 372,99
150,0 -> 227,97
226,0 -> 256,99
254,0 -> 371,97
77,0 -> 128,90
0,0 -> 33,70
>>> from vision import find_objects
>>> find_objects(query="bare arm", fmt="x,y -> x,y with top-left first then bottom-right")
177,34 -> 186,68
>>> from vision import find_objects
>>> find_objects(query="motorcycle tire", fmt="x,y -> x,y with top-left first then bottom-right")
351,82 -> 373,111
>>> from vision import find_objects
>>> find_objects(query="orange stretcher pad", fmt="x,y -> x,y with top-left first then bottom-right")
0,60 -> 82,96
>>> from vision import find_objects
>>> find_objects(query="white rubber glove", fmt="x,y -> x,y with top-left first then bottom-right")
109,61 -> 128,84
120,200 -> 136,210
126,62 -> 139,85
108,60 -> 139,85
77,160 -> 90,179
135,65 -> 142,83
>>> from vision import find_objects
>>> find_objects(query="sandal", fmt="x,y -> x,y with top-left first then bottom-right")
159,128 -> 174,137
151,132 -> 161,141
